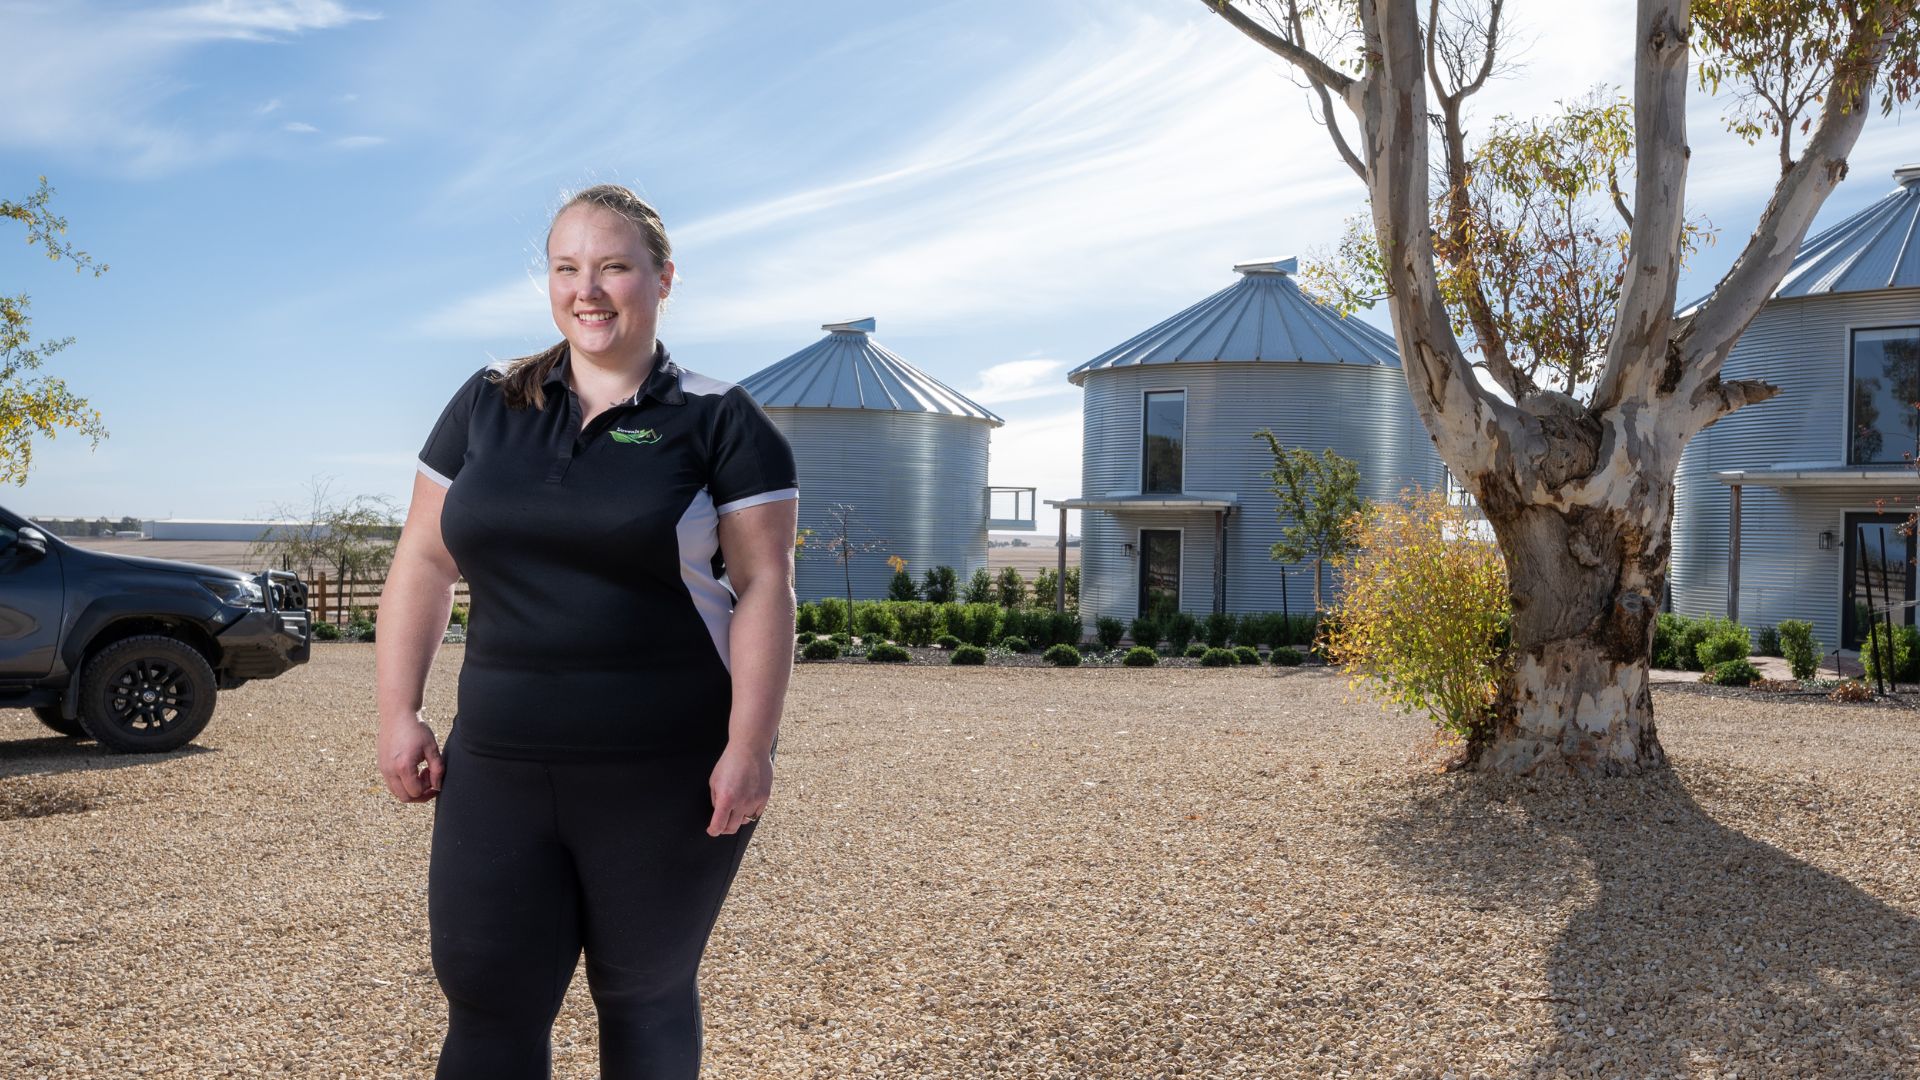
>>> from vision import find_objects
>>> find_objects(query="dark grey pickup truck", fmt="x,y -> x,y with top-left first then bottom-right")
0,505 -> 312,752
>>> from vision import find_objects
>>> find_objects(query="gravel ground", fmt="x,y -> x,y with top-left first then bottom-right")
4,645 -> 1919,1078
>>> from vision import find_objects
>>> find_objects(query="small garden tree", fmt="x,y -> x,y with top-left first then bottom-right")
995,565 -> 1027,608
963,566 -> 995,604
921,564 -> 959,603
1256,431 -> 1363,611
815,503 -> 889,624
1326,488 -> 1510,746
887,554 -> 918,600
252,477 -> 401,620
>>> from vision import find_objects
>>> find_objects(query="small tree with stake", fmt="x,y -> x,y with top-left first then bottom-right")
815,503 -> 889,641
1256,430 -> 1363,613
250,476 -> 401,623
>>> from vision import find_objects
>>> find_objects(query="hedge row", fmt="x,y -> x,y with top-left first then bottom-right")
795,599 -> 1083,648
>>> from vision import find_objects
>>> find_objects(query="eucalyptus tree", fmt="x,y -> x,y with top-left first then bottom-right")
1203,0 -> 1919,775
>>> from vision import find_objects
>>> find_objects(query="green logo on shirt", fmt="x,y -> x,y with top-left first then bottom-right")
609,427 -> 662,445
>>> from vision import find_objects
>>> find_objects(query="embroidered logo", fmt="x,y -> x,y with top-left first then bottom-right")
608,427 -> 662,445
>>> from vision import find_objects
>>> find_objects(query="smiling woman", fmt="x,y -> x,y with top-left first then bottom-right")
373,183 -> 800,1079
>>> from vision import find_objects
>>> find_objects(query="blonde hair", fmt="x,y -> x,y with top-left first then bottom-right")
493,184 -> 673,410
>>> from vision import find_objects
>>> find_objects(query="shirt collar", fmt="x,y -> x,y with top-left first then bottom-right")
544,341 -> 680,407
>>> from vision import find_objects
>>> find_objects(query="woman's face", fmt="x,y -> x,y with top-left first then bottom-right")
546,204 -> 673,367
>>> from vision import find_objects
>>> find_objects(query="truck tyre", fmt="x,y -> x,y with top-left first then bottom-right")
31,705 -> 85,738
75,635 -> 218,753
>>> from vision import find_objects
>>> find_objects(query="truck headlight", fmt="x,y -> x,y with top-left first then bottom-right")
202,577 -> 265,608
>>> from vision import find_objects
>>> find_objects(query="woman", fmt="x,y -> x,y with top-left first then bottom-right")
374,184 -> 799,1079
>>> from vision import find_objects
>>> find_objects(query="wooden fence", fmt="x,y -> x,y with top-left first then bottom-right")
305,572 -> 471,627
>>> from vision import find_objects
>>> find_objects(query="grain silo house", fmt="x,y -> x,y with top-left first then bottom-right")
1053,258 -> 1445,626
741,318 -> 1034,602
1671,165 -> 1920,653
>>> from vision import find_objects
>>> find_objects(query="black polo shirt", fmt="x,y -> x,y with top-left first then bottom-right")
416,341 -> 798,761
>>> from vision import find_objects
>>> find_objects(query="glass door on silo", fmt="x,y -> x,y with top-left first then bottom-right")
1138,529 -> 1181,619
1842,512 -> 1917,650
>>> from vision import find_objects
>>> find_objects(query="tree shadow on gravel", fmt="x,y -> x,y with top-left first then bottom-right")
0,734 -> 211,780
1368,768 -> 1920,1077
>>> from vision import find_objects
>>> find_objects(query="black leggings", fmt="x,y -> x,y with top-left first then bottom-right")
428,729 -> 756,1079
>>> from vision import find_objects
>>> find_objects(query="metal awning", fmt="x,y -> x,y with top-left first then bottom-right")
1046,492 -> 1239,512
1714,467 -> 1920,490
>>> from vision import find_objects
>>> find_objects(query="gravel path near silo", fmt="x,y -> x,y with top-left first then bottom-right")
3,647 -> 1919,1078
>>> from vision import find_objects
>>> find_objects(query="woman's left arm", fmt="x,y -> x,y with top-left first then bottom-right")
707,497 -> 799,837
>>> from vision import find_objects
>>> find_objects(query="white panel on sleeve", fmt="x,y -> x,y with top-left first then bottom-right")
714,486 -> 799,517
675,487 -> 735,672
416,458 -> 454,488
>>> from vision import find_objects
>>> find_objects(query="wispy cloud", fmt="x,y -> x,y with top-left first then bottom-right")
282,120 -> 318,134
962,359 -> 1074,406
421,11 -> 1367,346
0,0 -> 377,172
332,134 -> 385,149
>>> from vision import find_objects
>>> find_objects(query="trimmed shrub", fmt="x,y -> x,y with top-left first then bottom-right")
796,631 -> 816,646
1130,617 -> 1161,649
867,642 -> 911,663
449,604 -> 469,628
921,566 -> 959,605
1042,644 -> 1082,667
1324,489 -> 1508,740
347,618 -> 376,643
1695,627 -> 1752,671
1778,619 -> 1819,680
1270,647 -> 1304,667
815,598 -> 849,635
312,621 -> 342,642
996,566 -> 1028,608
963,567 -> 995,604
802,639 -> 840,661
1202,612 -> 1235,649
829,632 -> 851,647
1705,657 -> 1761,687
959,603 -> 1003,647
935,634 -> 962,650
1165,612 -> 1198,653
1044,610 -> 1084,648
1755,625 -> 1781,657
1651,612 -> 1687,669
1122,646 -> 1158,667
1184,643 -> 1209,659
951,644 -> 988,665
794,604 -> 818,634
1199,647 -> 1237,667
1861,623 -> 1920,684
999,636 -> 1031,654
1095,616 -> 1126,651
1232,646 -> 1261,666
894,602 -> 938,646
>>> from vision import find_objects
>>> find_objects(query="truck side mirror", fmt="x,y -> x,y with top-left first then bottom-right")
15,526 -> 48,557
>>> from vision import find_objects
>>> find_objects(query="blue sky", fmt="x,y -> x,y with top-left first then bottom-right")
4,0 -> 1915,529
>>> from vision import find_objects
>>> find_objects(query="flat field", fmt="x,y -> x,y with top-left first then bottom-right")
3,648 -> 1918,1078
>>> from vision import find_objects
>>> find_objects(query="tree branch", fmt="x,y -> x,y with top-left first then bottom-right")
1201,0 -> 1360,108
1588,0 -> 1693,414
1678,3 -> 1896,392
1357,0 -> 1509,474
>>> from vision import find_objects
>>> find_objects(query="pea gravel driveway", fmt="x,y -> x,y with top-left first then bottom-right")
3,646 -> 1918,1078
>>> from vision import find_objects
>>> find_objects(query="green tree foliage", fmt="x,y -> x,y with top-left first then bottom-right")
1326,489 -> 1510,743
920,565 -> 958,604
963,566 -> 995,604
2,178 -> 109,485
1301,94 -> 1714,400
1255,431 -> 1362,610
995,565 -> 1027,608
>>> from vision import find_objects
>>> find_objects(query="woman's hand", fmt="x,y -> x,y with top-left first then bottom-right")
707,741 -> 772,836
378,717 -> 445,804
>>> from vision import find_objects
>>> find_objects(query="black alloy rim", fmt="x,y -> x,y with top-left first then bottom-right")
104,657 -> 195,735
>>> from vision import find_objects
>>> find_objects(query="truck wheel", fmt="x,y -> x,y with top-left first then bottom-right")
31,705 -> 85,738
76,636 -> 219,753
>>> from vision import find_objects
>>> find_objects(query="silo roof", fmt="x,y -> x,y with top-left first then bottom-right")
1682,165 -> 1920,314
1067,257 -> 1401,385
740,317 -> 1003,426
1769,165 -> 1920,298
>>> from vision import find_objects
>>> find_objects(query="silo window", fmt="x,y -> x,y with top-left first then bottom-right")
1848,326 -> 1920,465
1142,390 -> 1186,494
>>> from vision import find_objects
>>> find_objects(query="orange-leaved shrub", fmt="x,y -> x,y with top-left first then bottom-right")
1324,488 -> 1509,742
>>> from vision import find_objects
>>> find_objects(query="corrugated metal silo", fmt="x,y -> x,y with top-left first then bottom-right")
1671,166 -> 1920,653
1058,258 -> 1445,627
741,318 -> 1006,602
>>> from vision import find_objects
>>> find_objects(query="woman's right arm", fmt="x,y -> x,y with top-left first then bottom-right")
373,471 -> 463,803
